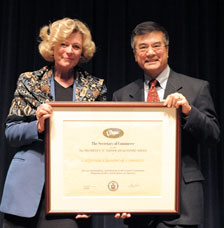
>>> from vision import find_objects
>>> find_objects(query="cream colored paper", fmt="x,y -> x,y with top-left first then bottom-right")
63,120 -> 162,196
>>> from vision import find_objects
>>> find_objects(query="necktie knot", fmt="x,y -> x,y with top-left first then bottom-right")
147,79 -> 160,102
150,79 -> 158,88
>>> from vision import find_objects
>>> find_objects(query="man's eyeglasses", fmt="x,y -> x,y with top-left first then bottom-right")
136,43 -> 168,55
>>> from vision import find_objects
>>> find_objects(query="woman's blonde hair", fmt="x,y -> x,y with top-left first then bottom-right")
38,17 -> 96,63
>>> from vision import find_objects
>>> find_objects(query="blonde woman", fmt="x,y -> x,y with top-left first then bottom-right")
0,17 -> 107,228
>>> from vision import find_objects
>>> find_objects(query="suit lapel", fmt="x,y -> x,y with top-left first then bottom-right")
26,66 -> 53,104
128,78 -> 145,101
75,69 -> 105,102
131,70 -> 183,101
164,70 -> 183,99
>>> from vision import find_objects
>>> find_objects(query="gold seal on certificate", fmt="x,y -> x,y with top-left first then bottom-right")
108,181 -> 119,191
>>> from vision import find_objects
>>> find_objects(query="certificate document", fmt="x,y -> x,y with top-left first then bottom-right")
45,102 -> 180,214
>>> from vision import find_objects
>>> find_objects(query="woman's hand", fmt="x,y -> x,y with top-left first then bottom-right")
75,214 -> 91,219
36,103 -> 52,133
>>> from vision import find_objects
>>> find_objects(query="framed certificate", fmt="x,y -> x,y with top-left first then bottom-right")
45,102 -> 180,215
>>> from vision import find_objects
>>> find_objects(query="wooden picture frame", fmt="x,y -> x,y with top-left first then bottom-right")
45,102 -> 180,215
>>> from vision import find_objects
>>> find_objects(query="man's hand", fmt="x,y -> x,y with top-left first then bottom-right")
114,213 -> 131,219
163,92 -> 191,115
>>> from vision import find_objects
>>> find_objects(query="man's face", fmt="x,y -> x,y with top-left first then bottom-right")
134,31 -> 169,78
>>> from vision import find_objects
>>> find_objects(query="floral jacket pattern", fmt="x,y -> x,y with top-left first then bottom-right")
8,65 -> 107,121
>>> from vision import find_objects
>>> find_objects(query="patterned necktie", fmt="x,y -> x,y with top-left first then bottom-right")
147,79 -> 160,102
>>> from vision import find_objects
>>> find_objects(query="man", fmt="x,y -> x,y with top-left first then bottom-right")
113,21 -> 220,228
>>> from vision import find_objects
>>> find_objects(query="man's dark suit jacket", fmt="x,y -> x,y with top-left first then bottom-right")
112,69 -> 220,226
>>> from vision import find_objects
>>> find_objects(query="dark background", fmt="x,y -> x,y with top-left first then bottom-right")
0,0 -> 223,227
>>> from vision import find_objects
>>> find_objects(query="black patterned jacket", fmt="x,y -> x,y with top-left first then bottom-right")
8,65 -> 107,121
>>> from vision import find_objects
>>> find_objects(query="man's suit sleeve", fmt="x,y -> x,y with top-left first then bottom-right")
183,81 -> 220,145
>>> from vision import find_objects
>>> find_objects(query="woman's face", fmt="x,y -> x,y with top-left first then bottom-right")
53,32 -> 83,72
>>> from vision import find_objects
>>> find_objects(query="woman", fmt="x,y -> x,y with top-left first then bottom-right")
0,17 -> 107,228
